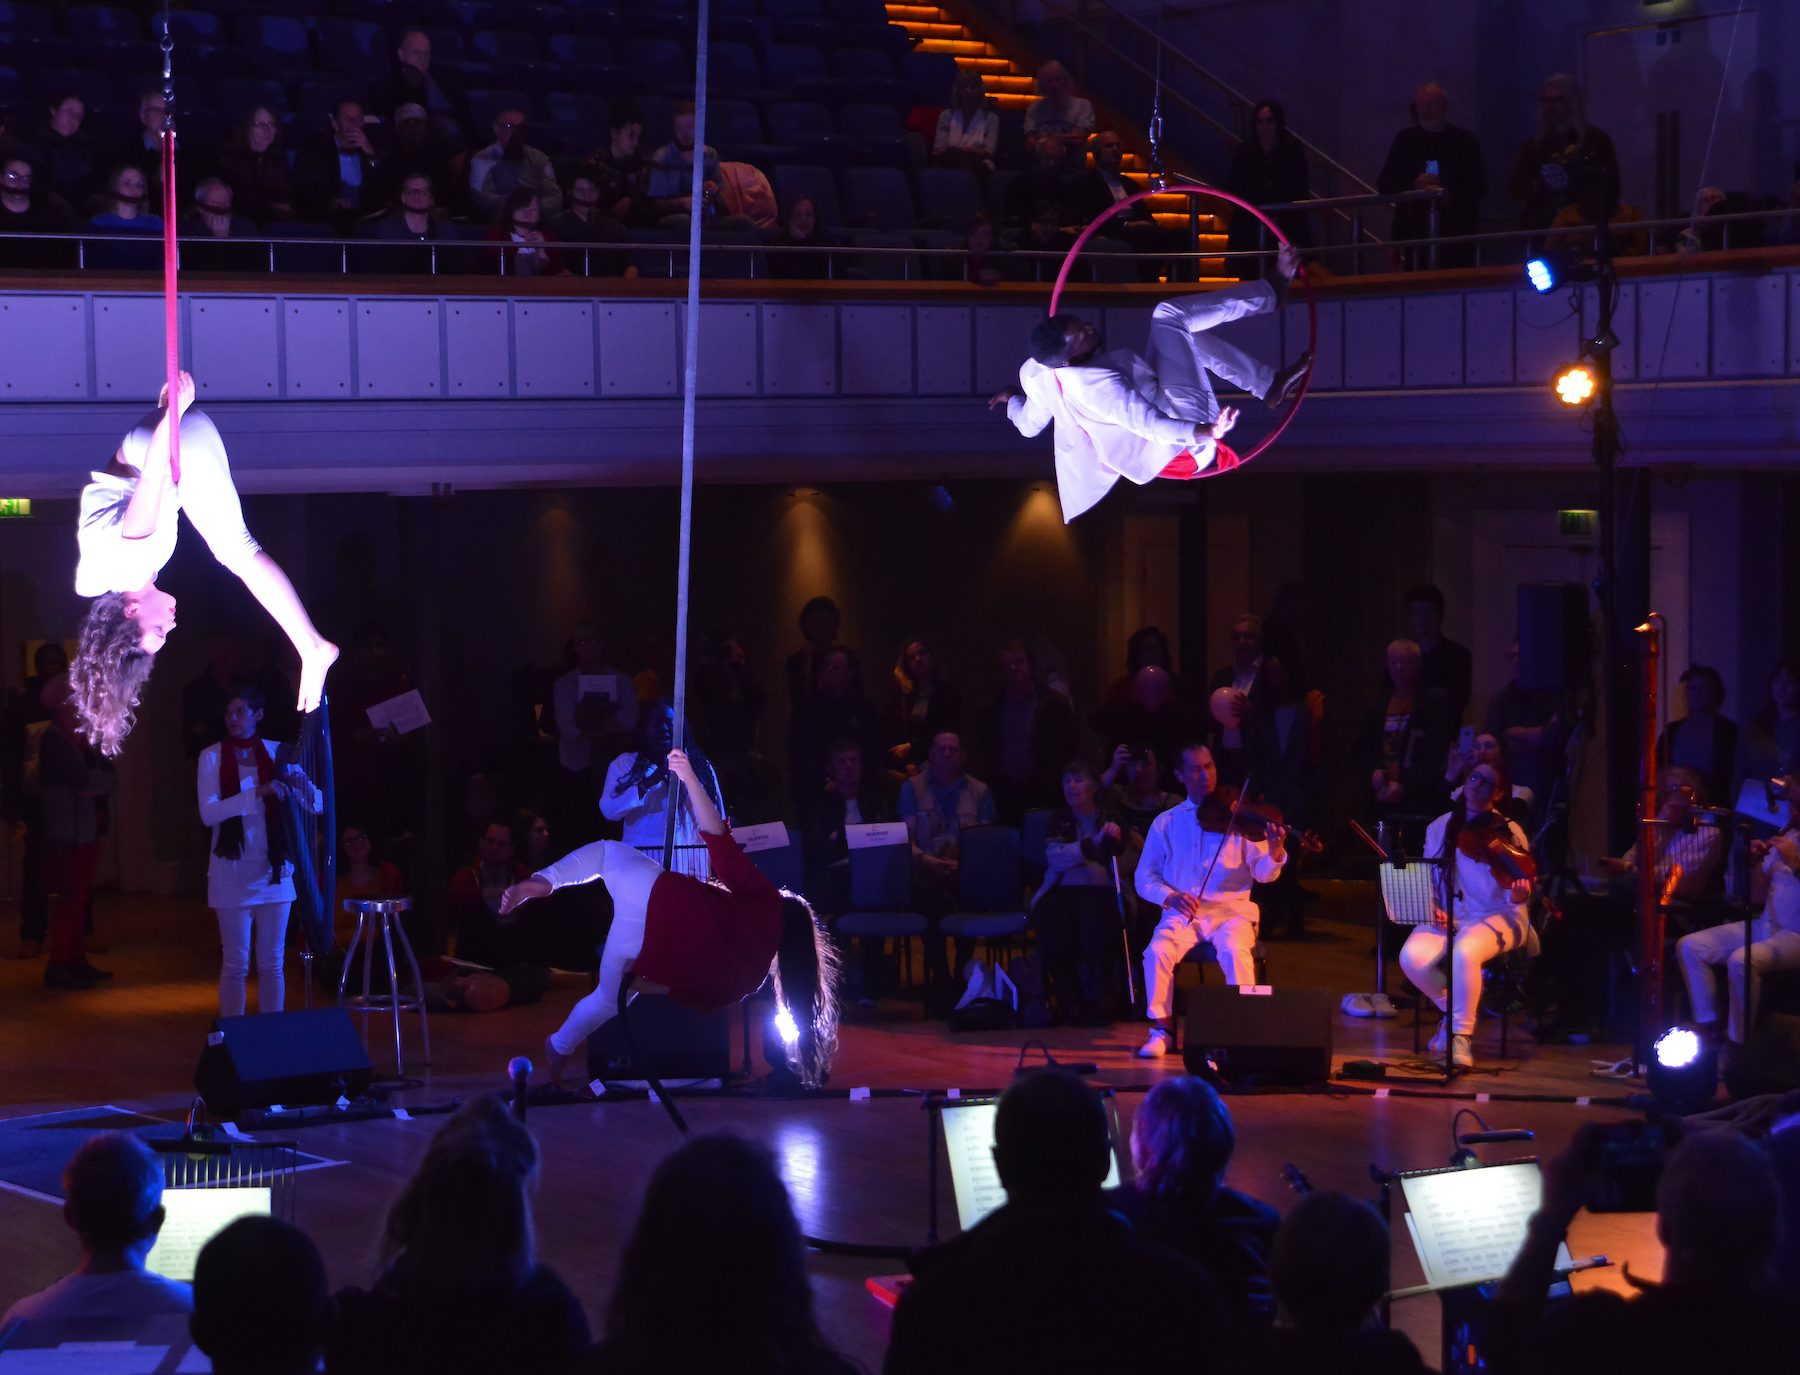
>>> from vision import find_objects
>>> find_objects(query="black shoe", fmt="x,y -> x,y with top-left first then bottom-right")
45,963 -> 98,990
75,961 -> 114,982
1265,352 -> 1311,411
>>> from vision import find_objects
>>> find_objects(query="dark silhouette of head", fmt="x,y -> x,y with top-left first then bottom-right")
994,1070 -> 1111,1207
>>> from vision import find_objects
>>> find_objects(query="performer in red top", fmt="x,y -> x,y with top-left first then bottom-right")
503,748 -> 838,1088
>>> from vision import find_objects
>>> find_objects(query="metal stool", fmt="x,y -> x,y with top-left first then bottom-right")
337,897 -> 431,1075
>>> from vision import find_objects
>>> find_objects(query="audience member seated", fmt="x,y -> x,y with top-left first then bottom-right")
1485,640 -> 1565,830
110,88 -> 168,205
484,189 -> 568,277
806,736 -> 895,881
335,821 -> 405,946
1031,761 -> 1125,1024
961,212 -> 1009,284
769,196 -> 832,279
898,729 -> 995,990
181,178 -> 258,270
1376,81 -> 1487,268
1107,1076 -> 1279,1328
1224,100 -> 1311,264
1260,1191 -> 1428,1373
1091,665 -> 1194,791
581,1134 -> 857,1375
585,103 -> 653,230
649,101 -> 749,232
1737,658 -> 1800,788
0,1133 -> 191,1328
886,636 -> 964,780
550,173 -> 633,276
933,70 -> 998,175
31,92 -> 97,215
294,100 -> 384,231
1508,73 -> 1620,233
886,1070 -> 1222,1374
1656,663 -> 1738,811
217,107 -> 294,226
1101,744 -> 1182,839
190,1217 -> 330,1375
1022,61 -> 1095,175
1003,136 -> 1070,232
0,155 -> 75,268
365,173 -> 455,273
718,160 -> 779,231
1205,613 -> 1265,786
84,164 -> 163,270
1677,779 -> 1800,1048
602,701 -> 725,876
470,107 -> 563,222
1406,583 -> 1472,722
976,639 -> 1078,823
1354,639 -> 1453,835
1489,1125 -> 1782,1375
446,820 -> 530,967
328,1095 -> 589,1375
368,30 -> 464,140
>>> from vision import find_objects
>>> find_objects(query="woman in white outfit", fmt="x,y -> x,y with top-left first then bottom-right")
69,371 -> 337,757
197,686 -> 324,1017
600,700 -> 725,880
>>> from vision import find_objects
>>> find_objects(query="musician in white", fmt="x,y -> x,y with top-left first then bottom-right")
1676,778 -> 1800,1044
989,244 -> 1310,522
1135,744 -> 1287,1058
1399,763 -> 1532,1071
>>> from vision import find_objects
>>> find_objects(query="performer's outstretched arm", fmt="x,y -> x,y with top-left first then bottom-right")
668,748 -> 724,835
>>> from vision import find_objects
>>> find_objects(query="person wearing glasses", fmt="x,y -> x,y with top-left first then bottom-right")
0,155 -> 75,268
1398,761 -> 1533,1071
218,107 -> 293,225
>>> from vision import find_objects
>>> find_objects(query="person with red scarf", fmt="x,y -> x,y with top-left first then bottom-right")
196,685 -> 322,1017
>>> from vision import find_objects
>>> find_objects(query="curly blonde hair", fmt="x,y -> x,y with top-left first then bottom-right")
70,593 -> 157,757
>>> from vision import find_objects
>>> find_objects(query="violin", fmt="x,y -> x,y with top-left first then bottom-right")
1198,786 -> 1323,857
1455,809 -> 1537,886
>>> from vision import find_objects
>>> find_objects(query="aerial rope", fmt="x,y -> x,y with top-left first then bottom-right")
158,4 -> 181,482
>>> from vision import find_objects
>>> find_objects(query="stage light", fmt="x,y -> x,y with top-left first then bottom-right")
1526,257 -> 1557,292
1647,1025 -> 1718,1113
774,1003 -> 800,1046
1554,363 -> 1596,406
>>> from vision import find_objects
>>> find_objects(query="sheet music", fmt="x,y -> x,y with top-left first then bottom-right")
941,1102 -> 1122,1233
1400,1162 -> 1567,1289
365,690 -> 430,735
144,1186 -> 271,1283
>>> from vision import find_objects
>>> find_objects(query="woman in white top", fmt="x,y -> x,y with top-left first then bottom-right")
197,685 -> 324,1017
600,700 -> 725,879
933,71 -> 999,173
69,372 -> 337,756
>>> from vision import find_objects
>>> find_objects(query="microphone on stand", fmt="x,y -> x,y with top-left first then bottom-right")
508,1056 -> 533,1121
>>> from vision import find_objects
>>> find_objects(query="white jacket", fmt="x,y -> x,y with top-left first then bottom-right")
197,739 -> 323,909
1006,352 -> 1213,522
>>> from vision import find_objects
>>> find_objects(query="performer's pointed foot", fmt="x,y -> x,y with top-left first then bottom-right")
297,640 -> 339,714
1265,352 -> 1311,411
544,1034 -> 573,1088
1268,242 -> 1302,306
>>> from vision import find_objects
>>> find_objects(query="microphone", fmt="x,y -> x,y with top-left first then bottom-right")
508,1056 -> 533,1120
1456,1129 -> 1535,1145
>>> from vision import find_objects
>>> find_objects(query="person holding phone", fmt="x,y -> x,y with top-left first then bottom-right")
1376,81 -> 1487,268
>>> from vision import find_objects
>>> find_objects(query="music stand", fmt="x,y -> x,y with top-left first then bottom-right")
1353,824 -> 1459,1081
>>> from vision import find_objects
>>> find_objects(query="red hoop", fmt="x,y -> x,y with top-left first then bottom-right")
1048,185 -> 1316,475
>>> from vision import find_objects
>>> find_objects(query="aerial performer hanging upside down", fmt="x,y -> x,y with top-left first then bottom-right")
989,243 -> 1312,522
501,748 -> 840,1090
69,372 -> 339,756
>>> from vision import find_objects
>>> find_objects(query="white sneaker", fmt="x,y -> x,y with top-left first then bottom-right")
1367,994 -> 1399,1019
1341,993 -> 1374,1019
1450,1034 -> 1474,1070
1137,1029 -> 1171,1059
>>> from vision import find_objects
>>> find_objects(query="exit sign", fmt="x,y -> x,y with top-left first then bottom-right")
1558,509 -> 1596,536
0,499 -> 31,518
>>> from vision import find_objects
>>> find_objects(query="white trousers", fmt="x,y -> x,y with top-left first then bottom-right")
1143,904 -> 1260,1020
1145,280 -> 1278,425
216,901 -> 290,1017
547,842 -> 663,1056
1677,917 -> 1800,1043
162,411 -> 265,576
1399,909 -> 1528,1037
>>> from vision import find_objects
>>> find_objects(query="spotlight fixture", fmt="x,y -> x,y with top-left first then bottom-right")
1646,1025 -> 1718,1113
1554,363 -> 1596,406
1524,246 -> 1596,293
1526,256 -> 1558,292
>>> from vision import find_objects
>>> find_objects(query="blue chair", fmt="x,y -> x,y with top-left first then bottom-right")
771,163 -> 843,229
623,37 -> 690,90
941,826 -> 1029,958
464,87 -> 533,129
744,824 -> 806,897
762,42 -> 824,94
546,92 -> 609,150
843,165 -> 915,231
841,21 -> 915,60
839,835 -> 928,993
837,102 -> 907,168
212,77 -> 290,120
900,50 -> 958,106
847,230 -> 918,280
917,166 -> 985,231
765,99 -> 836,165
63,5 -> 142,44
168,11 -> 225,49
235,14 -> 313,75
763,0 -> 824,17
832,48 -> 900,106
0,3 -> 55,37
316,18 -> 385,81
547,33 -> 615,67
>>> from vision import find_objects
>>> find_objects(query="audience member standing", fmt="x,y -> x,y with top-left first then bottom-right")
1508,73 -> 1620,232
887,1070 -> 1223,1375
1656,663 -> 1738,810
550,621 -> 637,846
1206,613 -> 1266,786
1354,639 -> 1453,836
1405,583 -> 1472,722
886,637 -> 963,781
1244,652 -> 1324,939
975,639 -> 1078,824
1736,658 -> 1800,794
1224,100 -> 1310,262
367,31 -> 464,136
1377,81 -> 1487,267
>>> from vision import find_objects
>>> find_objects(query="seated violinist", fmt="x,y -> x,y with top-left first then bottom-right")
1136,743 -> 1288,1058
1398,761 -> 1532,1071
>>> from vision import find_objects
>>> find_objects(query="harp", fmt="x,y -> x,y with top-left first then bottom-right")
275,696 -> 336,1000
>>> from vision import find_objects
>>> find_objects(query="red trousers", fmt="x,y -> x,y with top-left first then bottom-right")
1158,444 -> 1244,480
43,843 -> 97,965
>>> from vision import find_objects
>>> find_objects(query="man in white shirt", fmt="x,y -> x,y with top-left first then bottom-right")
1135,744 -> 1287,1057
990,244 -> 1310,522
2,1133 -> 192,1329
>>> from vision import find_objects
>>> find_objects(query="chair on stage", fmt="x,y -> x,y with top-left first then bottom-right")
837,825 -> 928,994
940,824 -> 1028,970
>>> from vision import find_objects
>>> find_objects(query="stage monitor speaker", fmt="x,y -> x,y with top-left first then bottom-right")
1182,985 -> 1333,1084
587,994 -> 732,1083
1517,582 -> 1588,693
195,1008 -> 374,1116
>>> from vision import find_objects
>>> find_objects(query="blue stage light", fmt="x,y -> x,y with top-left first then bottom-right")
1526,257 -> 1556,292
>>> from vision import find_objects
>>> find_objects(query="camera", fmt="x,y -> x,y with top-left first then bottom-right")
1584,1119 -> 1675,1213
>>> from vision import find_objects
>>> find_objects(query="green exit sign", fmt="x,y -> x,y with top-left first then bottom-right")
1558,509 -> 1596,537
0,499 -> 32,519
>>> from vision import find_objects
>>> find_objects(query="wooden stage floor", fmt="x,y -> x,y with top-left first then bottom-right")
0,890 -> 1667,1369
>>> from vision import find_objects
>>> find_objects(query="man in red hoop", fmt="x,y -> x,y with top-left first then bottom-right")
989,243 -> 1310,521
